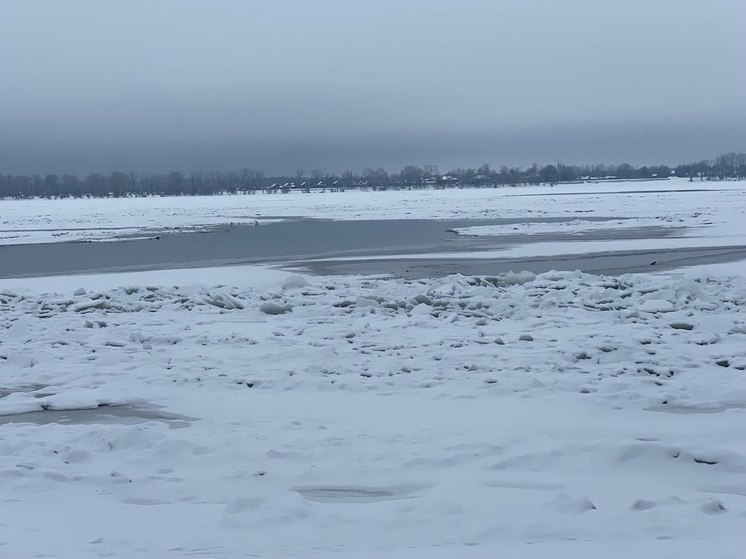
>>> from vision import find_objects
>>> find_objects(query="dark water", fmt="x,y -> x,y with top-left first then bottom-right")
0,216 -> 616,277
1,216 -> 744,279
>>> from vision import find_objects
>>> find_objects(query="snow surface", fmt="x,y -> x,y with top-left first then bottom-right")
3,267 -> 746,557
660,258 -> 746,279
3,179 -> 746,556
0,265 -> 294,294
452,216 -> 682,237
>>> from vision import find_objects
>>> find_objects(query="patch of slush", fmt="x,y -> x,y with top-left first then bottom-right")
0,404 -> 195,428
294,484 -> 426,503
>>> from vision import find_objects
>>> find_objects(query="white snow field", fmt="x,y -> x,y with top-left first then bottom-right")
2,178 -> 746,260
3,266 -> 746,558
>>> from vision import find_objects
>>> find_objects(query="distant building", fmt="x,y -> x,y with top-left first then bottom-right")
438,175 -> 459,186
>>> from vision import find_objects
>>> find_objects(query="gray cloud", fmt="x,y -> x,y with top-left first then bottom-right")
1,0 -> 744,174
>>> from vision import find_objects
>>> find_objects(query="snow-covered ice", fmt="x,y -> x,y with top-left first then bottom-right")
452,216 -> 681,237
0,264 -> 294,294
3,266 -> 746,557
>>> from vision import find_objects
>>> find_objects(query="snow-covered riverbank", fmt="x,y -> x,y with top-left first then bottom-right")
2,267 -> 746,557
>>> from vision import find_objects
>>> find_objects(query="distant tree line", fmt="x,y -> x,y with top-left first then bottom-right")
1,152 -> 745,199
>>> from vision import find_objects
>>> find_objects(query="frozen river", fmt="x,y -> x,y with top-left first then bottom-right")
3,216 -> 743,279
3,179 -> 745,279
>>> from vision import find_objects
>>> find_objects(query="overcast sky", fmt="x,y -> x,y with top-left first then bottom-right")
1,0 -> 744,175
